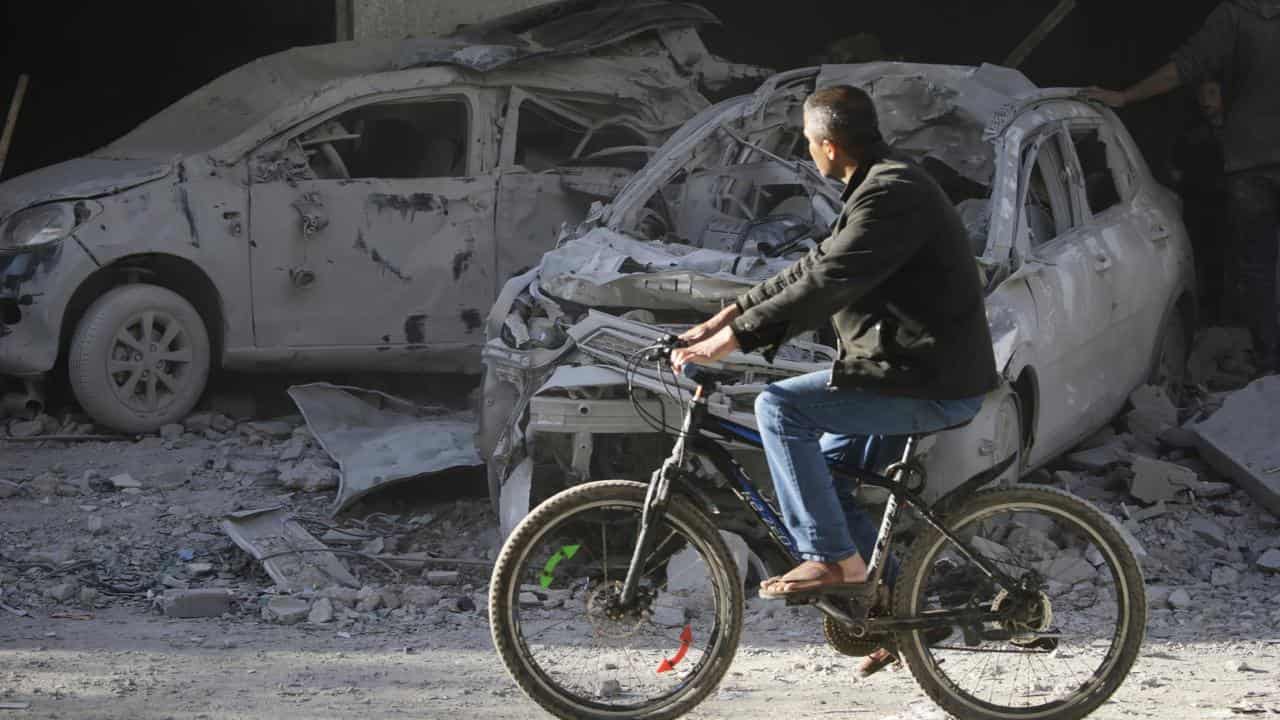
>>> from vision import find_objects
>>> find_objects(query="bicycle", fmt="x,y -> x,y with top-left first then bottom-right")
490,334 -> 1146,720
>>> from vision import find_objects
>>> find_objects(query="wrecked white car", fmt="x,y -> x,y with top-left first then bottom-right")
479,62 -> 1196,539
0,1 -> 764,432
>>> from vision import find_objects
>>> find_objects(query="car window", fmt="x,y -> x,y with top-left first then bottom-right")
1069,127 -> 1130,216
1020,133 -> 1079,248
294,96 -> 470,180
515,101 -> 588,172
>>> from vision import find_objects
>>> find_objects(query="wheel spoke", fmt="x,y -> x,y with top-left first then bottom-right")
141,311 -> 156,343
109,359 -> 142,374
118,370 -> 143,398
157,348 -> 194,364
114,330 -> 144,353
144,374 -> 159,410
157,320 -> 183,349
155,370 -> 180,393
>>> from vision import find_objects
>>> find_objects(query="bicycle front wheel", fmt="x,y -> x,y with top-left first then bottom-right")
894,485 -> 1146,720
489,480 -> 743,720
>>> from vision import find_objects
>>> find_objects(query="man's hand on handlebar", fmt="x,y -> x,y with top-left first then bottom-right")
679,303 -> 742,345
671,326 -> 741,374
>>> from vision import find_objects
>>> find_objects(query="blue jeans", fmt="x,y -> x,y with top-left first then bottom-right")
754,370 -> 985,564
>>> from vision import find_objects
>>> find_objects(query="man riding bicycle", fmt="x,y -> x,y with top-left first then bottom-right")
671,85 -> 1000,674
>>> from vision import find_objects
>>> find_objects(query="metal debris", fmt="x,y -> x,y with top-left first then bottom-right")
221,506 -> 359,592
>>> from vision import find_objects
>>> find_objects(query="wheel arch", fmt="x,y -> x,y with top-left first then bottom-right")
1009,365 -> 1038,463
59,253 -> 226,367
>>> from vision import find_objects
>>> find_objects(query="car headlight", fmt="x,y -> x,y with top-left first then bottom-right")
0,201 -> 97,253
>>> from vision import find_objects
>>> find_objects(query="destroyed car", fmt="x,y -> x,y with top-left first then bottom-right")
0,1 -> 766,432
480,62 -> 1197,541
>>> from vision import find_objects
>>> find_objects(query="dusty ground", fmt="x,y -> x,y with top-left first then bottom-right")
3,379 -> 1280,719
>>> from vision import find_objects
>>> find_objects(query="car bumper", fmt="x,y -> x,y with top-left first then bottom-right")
0,243 -> 86,376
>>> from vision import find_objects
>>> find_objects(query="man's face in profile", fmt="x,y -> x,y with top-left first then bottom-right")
803,109 -> 837,179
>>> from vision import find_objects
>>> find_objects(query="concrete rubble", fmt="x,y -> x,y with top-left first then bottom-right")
1190,376 -> 1280,517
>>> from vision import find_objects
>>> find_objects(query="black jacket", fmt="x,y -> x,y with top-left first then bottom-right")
730,144 -> 1000,400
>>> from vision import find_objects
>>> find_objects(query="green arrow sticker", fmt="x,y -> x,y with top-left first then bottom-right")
539,544 -> 581,589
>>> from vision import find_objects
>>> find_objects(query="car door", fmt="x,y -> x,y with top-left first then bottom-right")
247,89 -> 497,352
494,90 -> 650,284
1063,117 -> 1178,390
1012,125 -> 1124,456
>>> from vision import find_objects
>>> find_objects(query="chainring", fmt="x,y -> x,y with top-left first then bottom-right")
822,615 -> 884,657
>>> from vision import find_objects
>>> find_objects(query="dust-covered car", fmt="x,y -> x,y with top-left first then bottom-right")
479,62 -> 1196,537
0,1 -> 765,432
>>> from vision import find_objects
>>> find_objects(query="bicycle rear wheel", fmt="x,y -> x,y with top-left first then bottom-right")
489,480 -> 743,720
894,485 -> 1146,720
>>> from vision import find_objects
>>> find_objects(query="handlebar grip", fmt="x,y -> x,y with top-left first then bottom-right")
681,363 -> 711,385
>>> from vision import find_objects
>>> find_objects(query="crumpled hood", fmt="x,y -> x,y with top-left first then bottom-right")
0,155 -> 173,224
1237,0 -> 1280,18
536,227 -> 793,311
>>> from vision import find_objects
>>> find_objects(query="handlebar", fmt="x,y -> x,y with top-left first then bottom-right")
637,334 -> 728,390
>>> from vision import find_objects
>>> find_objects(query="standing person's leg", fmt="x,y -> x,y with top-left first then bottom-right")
1226,168 -> 1280,372
753,370 -> 983,595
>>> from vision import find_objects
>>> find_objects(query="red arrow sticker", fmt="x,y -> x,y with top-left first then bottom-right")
656,624 -> 693,674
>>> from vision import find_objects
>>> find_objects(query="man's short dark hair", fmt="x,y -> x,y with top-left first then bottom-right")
803,85 -> 883,151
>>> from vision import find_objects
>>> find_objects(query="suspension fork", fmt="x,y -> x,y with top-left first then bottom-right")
619,387 -> 705,605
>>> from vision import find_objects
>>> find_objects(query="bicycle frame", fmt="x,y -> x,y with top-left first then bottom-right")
620,375 -> 1022,633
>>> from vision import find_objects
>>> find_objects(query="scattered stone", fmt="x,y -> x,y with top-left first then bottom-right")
1211,566 -> 1240,587
1146,585 -> 1173,608
518,592 -> 541,608
308,597 -> 335,624
449,596 -> 477,613
1126,456 -> 1199,503
25,474 -> 60,497
151,465 -> 188,490
78,587 -> 100,607
1167,589 -> 1193,610
210,393 -> 257,420
264,596 -> 310,625
86,515 -> 104,535
1235,661 -> 1268,673
355,586 -> 382,613
1190,517 -> 1230,549
109,473 -> 141,490
380,589 -> 402,610
278,436 -> 308,462
650,604 -> 686,628
158,589 -> 235,618
186,563 -> 214,576
1157,426 -> 1199,450
320,586 -> 361,608
1191,376 -> 1280,518
1040,556 -> 1096,586
8,419 -> 43,438
1255,548 -> 1280,573
159,423 -> 184,441
277,460 -> 339,493
1066,443 -> 1128,471
0,479 -> 22,498
229,457 -> 274,476
400,586 -> 444,609
425,571 -> 460,585
245,421 -> 294,439
599,679 -> 623,698
44,582 -> 79,603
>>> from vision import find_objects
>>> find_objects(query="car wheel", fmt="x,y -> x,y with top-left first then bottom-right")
68,284 -> 211,433
1150,309 -> 1189,400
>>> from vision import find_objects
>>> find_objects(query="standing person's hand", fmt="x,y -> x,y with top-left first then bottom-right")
672,326 -> 740,374
1082,87 -> 1128,108
679,304 -> 741,344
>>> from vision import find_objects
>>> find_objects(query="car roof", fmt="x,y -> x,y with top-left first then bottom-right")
96,1 -> 719,162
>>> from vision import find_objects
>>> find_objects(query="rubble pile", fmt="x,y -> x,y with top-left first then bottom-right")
0,406 -> 498,634
1042,378 -> 1280,637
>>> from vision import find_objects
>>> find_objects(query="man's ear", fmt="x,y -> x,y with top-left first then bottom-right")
823,139 -> 840,163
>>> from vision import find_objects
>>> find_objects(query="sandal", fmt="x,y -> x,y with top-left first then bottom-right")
858,627 -> 953,678
758,561 -> 869,601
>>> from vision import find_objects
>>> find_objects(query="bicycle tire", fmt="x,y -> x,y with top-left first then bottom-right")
489,480 -> 744,719
893,485 -> 1146,720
